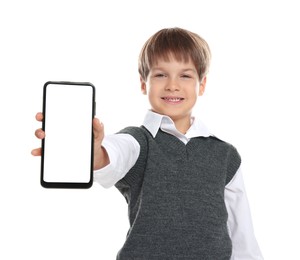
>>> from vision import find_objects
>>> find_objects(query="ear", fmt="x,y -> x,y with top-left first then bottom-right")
198,76 -> 207,96
140,76 -> 147,95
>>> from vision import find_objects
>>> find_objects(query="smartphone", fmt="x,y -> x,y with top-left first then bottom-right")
41,81 -> 96,188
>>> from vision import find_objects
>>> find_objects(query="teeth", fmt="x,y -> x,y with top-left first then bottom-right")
165,97 -> 181,101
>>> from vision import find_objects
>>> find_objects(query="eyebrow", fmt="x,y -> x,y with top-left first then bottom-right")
181,68 -> 197,73
151,67 -> 197,73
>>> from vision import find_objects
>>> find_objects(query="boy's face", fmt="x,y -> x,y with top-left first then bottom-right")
140,55 -> 206,127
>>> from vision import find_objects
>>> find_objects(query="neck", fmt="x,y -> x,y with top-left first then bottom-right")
172,116 -> 192,134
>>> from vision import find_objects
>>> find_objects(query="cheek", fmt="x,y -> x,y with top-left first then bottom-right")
147,88 -> 156,102
188,86 -> 200,98
147,85 -> 159,97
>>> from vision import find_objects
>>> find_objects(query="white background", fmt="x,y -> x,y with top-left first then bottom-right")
1,0 -> 299,259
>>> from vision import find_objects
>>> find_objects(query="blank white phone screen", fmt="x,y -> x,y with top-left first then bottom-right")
43,84 -> 94,183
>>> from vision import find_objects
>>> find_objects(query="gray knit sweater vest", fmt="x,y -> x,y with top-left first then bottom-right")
115,126 -> 241,260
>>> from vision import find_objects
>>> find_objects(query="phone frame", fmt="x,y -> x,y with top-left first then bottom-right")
40,81 -> 96,189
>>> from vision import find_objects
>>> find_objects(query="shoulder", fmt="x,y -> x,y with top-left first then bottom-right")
118,126 -> 152,153
118,126 -> 149,136
208,136 -> 241,183
118,126 -> 151,141
198,135 -> 240,155
115,127 -> 150,188
195,136 -> 241,181
220,138 -> 241,169
211,135 -> 241,163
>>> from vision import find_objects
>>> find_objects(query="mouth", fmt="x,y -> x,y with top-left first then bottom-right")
161,96 -> 184,104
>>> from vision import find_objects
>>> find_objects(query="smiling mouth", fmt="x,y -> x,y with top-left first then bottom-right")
161,97 -> 184,103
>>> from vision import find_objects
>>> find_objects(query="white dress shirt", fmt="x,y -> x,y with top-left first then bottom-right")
94,110 -> 263,260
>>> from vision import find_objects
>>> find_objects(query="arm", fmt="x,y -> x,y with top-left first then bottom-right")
32,112 -> 140,188
94,133 -> 140,188
225,166 -> 264,260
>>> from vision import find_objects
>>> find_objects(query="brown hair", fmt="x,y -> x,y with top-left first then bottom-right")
138,27 -> 211,82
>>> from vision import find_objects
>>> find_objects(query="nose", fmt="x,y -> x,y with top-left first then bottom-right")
165,78 -> 180,92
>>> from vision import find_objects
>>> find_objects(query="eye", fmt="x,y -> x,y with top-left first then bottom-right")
181,74 -> 192,79
155,73 -> 166,78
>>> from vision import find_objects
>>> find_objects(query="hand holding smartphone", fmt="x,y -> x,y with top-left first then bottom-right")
41,81 -> 96,188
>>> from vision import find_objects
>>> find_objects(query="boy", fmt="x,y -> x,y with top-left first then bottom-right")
32,27 -> 263,259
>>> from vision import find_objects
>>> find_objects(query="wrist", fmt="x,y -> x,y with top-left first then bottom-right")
94,146 -> 110,170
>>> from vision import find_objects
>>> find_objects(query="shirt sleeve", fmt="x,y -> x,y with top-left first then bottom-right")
93,133 -> 140,188
225,166 -> 264,260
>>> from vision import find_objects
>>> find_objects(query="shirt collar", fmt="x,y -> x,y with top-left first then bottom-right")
142,110 -> 211,140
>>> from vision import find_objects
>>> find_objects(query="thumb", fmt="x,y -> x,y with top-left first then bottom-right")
93,118 -> 104,143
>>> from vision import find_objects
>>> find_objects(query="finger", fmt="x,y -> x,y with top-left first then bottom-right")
93,118 -> 102,130
31,148 -> 42,156
36,112 -> 43,122
35,128 -> 45,139
93,118 -> 104,140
